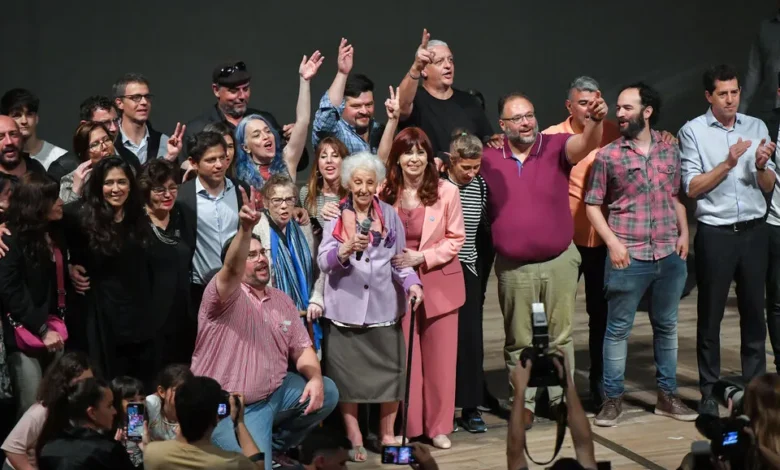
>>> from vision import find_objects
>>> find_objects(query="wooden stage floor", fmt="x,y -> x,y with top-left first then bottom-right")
358,260 -> 773,469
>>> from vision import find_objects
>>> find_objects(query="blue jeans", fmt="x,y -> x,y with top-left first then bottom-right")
212,372 -> 339,470
602,253 -> 687,398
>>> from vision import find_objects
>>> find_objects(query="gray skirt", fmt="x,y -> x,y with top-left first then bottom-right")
323,319 -> 406,402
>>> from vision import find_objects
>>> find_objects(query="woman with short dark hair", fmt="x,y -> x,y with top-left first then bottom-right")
63,157 -> 158,385
138,159 -> 195,364
60,122 -> 115,204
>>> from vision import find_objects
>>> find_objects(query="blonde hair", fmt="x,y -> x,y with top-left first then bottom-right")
449,130 -> 483,161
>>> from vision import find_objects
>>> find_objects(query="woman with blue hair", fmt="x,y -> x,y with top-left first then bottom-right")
236,51 -> 323,193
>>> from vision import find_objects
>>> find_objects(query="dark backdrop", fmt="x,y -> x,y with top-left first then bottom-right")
0,0 -> 773,174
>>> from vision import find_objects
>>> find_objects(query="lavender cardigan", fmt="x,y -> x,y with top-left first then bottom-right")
317,199 -> 422,326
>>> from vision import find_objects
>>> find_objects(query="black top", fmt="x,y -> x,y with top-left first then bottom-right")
15,153 -> 48,178
47,152 -> 80,184
38,427 -> 135,470
401,87 -> 493,155
63,202 -> 154,346
184,104 -> 309,171
0,230 -> 67,351
146,203 -> 194,328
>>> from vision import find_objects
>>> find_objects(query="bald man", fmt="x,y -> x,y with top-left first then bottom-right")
0,115 -> 46,178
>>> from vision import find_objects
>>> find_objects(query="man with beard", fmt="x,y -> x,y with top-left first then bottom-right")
479,91 -> 606,429
48,95 -> 121,182
585,82 -> 696,427
0,88 -> 67,170
190,183 -> 338,470
312,39 -> 384,155
680,64 -> 776,417
397,29 -> 501,155
185,61 -> 308,172
0,115 -> 46,178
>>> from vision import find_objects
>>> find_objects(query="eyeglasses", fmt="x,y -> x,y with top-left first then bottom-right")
500,113 -> 536,124
269,197 -> 297,207
151,185 -> 179,196
120,94 -> 154,103
247,248 -> 266,261
218,61 -> 247,78
88,136 -> 113,150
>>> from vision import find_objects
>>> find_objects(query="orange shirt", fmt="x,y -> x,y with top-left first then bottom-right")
542,117 -> 621,247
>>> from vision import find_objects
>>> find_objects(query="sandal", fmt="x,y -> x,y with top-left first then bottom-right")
348,445 -> 368,463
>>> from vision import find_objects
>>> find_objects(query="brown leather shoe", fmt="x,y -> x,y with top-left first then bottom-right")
654,390 -> 698,422
594,397 -> 622,427
523,408 -> 534,430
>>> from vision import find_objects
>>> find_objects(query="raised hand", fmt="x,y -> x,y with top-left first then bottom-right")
586,90 -> 608,122
385,86 -> 400,121
237,186 -> 261,230
165,122 -> 186,161
72,160 -> 93,196
299,51 -> 324,81
337,38 -> 353,75
755,138 -> 776,170
726,137 -> 751,169
412,28 -> 434,76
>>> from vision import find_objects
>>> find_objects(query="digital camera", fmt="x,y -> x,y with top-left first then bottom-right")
519,303 -> 565,388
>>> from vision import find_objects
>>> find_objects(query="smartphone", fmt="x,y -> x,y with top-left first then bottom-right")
381,445 -> 416,465
126,402 -> 145,441
722,431 -> 739,446
217,391 -> 231,419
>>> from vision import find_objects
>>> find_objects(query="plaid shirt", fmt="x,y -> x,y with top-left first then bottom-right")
584,130 -> 681,261
311,92 -> 384,155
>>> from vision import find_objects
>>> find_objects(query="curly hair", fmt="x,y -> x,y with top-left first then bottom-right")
36,351 -> 93,408
303,137 -> 349,217
138,159 -> 179,204
80,156 -> 148,256
5,172 -> 63,264
380,127 -> 439,207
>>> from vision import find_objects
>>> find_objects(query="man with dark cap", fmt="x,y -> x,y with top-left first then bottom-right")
185,61 -> 308,171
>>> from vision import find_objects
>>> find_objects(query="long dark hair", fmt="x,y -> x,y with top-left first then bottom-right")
380,127 -> 440,207
110,376 -> 144,431
80,156 -> 148,256
37,351 -> 93,408
5,172 -> 62,263
36,377 -> 111,460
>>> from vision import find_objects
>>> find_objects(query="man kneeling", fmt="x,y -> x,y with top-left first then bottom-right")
144,376 -> 262,469
191,187 -> 339,470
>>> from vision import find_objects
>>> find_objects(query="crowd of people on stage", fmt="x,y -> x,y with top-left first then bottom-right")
1,20 -> 780,470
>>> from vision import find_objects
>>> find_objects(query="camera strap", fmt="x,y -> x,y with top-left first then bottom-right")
523,398 -> 568,466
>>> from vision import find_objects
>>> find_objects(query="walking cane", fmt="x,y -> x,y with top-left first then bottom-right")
400,296 -> 418,446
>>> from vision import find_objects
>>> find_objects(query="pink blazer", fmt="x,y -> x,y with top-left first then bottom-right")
396,179 -> 466,319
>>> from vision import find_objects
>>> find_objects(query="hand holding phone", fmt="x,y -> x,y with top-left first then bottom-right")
381,445 -> 416,465
126,402 -> 145,441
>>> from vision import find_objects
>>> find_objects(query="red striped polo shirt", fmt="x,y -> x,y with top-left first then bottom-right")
191,279 -> 312,404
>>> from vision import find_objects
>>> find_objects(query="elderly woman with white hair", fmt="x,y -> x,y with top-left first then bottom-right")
318,151 -> 424,462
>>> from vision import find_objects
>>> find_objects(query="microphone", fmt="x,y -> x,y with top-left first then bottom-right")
355,218 -> 372,261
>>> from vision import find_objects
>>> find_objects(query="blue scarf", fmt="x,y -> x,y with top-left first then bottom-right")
268,215 -> 322,350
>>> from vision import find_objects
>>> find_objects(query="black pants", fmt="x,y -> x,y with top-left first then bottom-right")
114,339 -> 161,393
455,263 -> 485,409
766,224 -> 780,373
695,222 -> 768,397
577,244 -> 608,386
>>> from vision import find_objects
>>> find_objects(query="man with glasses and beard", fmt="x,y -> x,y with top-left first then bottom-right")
585,82 -> 696,427
0,115 -> 46,178
479,91 -> 606,430
184,61 -> 308,171
680,65 -> 777,417
48,95 -> 121,183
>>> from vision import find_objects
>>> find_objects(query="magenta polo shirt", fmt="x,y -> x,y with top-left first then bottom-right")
480,133 -> 574,262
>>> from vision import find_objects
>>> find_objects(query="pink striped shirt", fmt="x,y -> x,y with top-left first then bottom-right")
190,279 -> 312,404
